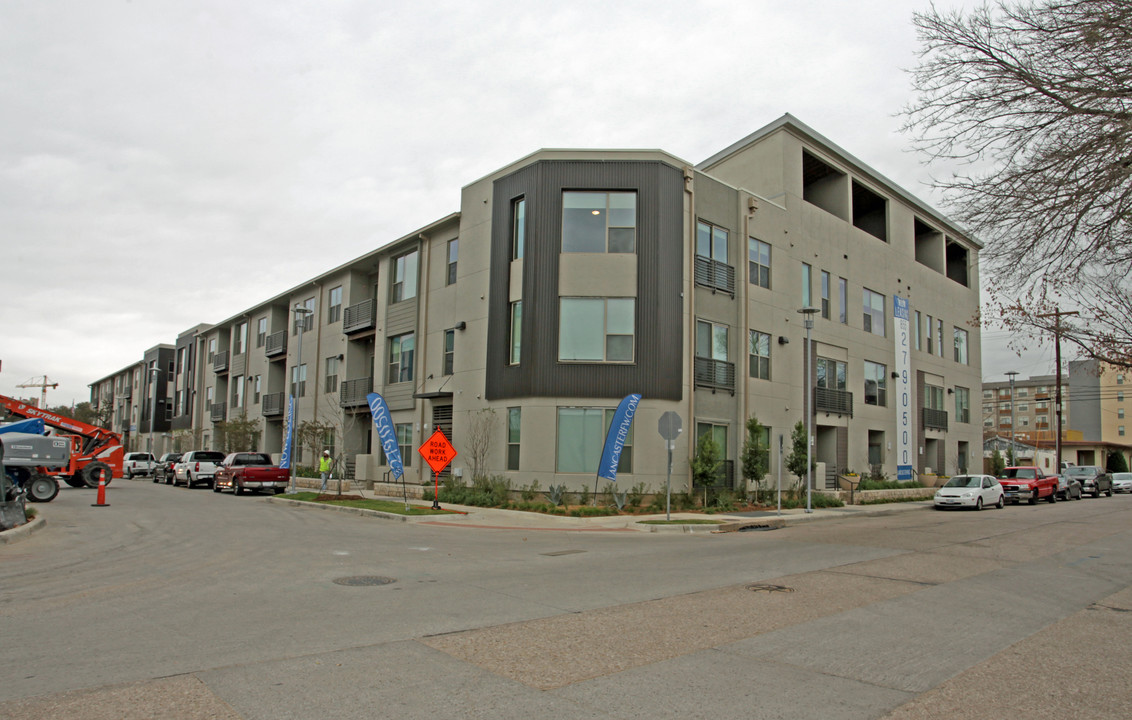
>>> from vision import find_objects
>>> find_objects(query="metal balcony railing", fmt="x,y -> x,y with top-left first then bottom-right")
339,377 -> 373,408
213,350 -> 229,373
210,401 -> 227,422
265,331 -> 287,358
262,392 -> 285,417
694,256 -> 735,296
343,299 -> 376,334
923,407 -> 949,431
694,357 -> 735,392
814,387 -> 854,416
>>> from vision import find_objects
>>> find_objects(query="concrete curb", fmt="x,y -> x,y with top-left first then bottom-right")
0,514 -> 46,544
265,496 -> 410,522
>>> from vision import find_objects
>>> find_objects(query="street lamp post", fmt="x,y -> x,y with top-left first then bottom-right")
149,366 -> 160,457
288,304 -> 314,494
1005,371 -> 1018,464
798,306 -> 819,514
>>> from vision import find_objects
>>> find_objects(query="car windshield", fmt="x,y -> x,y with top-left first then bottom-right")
943,476 -> 981,488
1064,467 -> 1094,477
1114,473 -> 1132,481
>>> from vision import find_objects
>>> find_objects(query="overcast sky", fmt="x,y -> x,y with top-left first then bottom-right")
0,0 -> 1055,407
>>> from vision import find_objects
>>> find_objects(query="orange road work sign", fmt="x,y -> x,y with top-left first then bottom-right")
418,429 -> 457,474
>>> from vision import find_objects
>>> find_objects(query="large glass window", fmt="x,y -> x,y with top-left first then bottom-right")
232,375 -> 244,408
388,333 -> 415,384
749,330 -> 770,380
924,384 -> 945,411
256,317 -> 267,348
234,322 -> 248,355
749,238 -> 770,288
507,407 -> 521,471
559,298 -> 635,362
325,356 -> 339,393
293,297 -> 315,334
954,327 -> 968,364
562,192 -> 636,253
392,250 -> 418,303
512,198 -> 525,260
817,358 -> 847,390
697,221 -> 728,262
556,407 -> 633,473
863,288 -> 885,336
955,386 -> 970,423
290,364 -> 307,398
696,422 -> 729,467
696,320 -> 729,361
864,360 -> 887,406
510,301 -> 522,365
328,286 -> 342,323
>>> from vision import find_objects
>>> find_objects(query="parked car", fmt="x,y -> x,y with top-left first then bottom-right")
1056,473 -> 1082,501
998,466 -> 1059,505
934,475 -> 1004,510
172,450 -> 226,489
213,452 -> 290,495
1062,465 -> 1113,497
123,452 -> 155,479
1112,472 -> 1132,493
153,452 -> 183,484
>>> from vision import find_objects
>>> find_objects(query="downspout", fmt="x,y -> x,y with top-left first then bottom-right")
685,168 -> 696,493
740,196 -> 753,492
415,234 -> 431,486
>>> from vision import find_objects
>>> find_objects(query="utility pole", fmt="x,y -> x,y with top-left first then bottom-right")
1037,310 -> 1079,471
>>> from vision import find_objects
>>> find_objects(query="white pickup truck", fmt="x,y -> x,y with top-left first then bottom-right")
172,450 -> 226,489
123,452 -> 156,479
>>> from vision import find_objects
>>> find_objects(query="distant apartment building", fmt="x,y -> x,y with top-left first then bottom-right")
981,374 -> 1069,446
92,114 -> 983,490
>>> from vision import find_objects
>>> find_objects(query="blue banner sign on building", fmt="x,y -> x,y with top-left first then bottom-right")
597,393 -> 642,483
280,395 -> 295,470
894,296 -> 913,481
367,392 -> 404,480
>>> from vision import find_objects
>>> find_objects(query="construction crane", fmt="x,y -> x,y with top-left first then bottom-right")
16,375 -> 58,410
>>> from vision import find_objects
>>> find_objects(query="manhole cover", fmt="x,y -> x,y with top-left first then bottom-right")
333,576 -> 396,587
737,524 -> 778,532
745,583 -> 794,593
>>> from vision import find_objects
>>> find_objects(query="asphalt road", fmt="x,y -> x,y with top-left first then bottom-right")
2,480 -> 1131,719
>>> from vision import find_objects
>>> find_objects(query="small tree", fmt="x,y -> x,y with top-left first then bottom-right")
690,432 -> 722,506
740,416 -> 770,503
214,412 -> 262,453
1106,452 -> 1128,474
295,419 -> 334,467
784,420 -> 813,488
464,408 -> 498,481
990,447 -> 1006,477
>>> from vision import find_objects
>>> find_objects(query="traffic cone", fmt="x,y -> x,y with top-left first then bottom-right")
91,476 -> 109,507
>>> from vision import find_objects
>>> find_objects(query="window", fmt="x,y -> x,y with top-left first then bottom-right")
696,221 -> 728,262
290,364 -> 307,398
697,320 -> 729,362
256,317 -> 267,348
253,375 -> 261,404
817,358 -> 847,390
748,330 -> 770,380
955,386 -> 970,423
559,298 -> 635,362
394,424 -> 412,467
696,423 -> 729,469
562,191 -> 636,253
863,289 -> 885,336
1121,426 -> 1126,437
1017,403 -> 1029,412
388,333 -> 415,384
820,271 -> 831,319
510,301 -> 522,364
234,322 -> 248,355
1021,417 -> 1030,427
440,329 -> 455,375
864,361 -> 887,406
232,375 -> 244,408
1119,374 -> 1126,385
914,311 -> 922,350
838,277 -> 847,324
749,238 -> 770,288
447,239 -> 458,285
392,250 -> 418,303
926,315 -> 934,353
1120,392 -> 1125,402
293,298 -> 315,334
507,407 -> 521,470
954,327 -> 968,364
328,286 -> 342,323
208,338 -> 216,363
937,319 -> 945,358
924,384 -> 945,411
556,407 -> 633,473
802,263 -> 812,308
1120,408 -> 1126,419
325,357 -> 339,393
323,429 -> 336,459
1018,388 -> 1029,397
512,197 -> 526,260
206,386 -> 214,410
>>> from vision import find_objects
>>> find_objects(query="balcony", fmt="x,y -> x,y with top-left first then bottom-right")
339,377 -> 374,408
265,331 -> 287,359
262,392 -> 286,417
694,357 -> 735,393
923,407 -> 949,431
814,387 -> 853,416
694,256 -> 735,296
210,401 -> 227,422
343,299 -> 376,334
213,350 -> 229,374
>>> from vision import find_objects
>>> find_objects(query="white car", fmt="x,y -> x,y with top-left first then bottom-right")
123,452 -> 155,479
934,474 -> 1005,510
172,450 -> 226,489
1112,472 -> 1132,493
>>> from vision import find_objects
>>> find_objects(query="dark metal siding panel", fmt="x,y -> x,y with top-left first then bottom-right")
486,160 -> 684,401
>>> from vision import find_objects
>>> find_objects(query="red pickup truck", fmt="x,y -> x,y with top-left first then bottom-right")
998,466 -> 1059,505
213,452 -> 290,496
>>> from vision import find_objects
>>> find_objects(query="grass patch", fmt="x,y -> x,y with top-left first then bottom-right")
279,492 -> 452,516
638,518 -> 725,525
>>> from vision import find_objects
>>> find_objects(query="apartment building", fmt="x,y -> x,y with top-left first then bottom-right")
1067,359 -> 1132,465
981,374 -> 1069,446
92,114 -> 983,490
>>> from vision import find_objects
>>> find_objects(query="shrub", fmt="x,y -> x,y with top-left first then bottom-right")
858,478 -> 924,491
520,480 -> 541,502
547,484 -> 566,506
628,482 -> 646,508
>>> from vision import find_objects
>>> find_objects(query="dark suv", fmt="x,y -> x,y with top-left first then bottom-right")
1062,465 -> 1113,498
154,453 -> 183,484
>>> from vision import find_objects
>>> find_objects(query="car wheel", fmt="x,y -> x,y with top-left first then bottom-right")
1048,490 -> 1057,504
125,470 -> 132,480
234,482 -> 244,496
212,480 -> 221,493
996,494 -> 1004,509
1028,493 -> 1037,505
975,497 -> 983,511
1094,488 -> 1101,498
1106,488 -> 1113,497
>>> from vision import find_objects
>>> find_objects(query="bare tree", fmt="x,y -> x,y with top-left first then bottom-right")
463,408 -> 498,481
903,1 -> 1132,362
